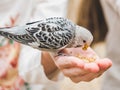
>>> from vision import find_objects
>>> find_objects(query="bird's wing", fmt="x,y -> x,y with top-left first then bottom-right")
25,22 -> 74,50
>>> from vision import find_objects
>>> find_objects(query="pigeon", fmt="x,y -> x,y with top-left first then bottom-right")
0,17 -> 93,55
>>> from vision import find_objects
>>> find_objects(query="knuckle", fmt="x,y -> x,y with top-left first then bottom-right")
83,78 -> 93,82
70,77 -> 82,83
62,70 -> 71,77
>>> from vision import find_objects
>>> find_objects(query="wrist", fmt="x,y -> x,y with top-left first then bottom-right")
41,52 -> 59,80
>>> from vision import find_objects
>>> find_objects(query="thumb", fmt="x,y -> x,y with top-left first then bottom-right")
59,48 -> 72,54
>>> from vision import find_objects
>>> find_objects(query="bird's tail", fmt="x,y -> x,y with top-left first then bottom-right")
0,27 -> 12,36
0,26 -> 30,44
0,26 -> 26,35
0,27 -> 17,40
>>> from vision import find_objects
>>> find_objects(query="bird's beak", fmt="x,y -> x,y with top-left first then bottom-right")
82,43 -> 89,50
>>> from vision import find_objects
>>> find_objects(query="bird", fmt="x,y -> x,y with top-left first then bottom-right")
0,17 -> 93,55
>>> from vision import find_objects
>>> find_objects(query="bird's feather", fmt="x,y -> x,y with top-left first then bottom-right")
25,22 -> 74,51
0,17 -> 76,51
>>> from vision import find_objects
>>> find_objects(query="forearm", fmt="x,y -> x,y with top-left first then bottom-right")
41,51 -> 59,80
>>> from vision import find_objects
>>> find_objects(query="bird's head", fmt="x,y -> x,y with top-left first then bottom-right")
71,25 -> 93,50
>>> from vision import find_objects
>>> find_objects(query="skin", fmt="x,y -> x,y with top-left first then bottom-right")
41,52 -> 58,79
42,47 -> 112,83
0,47 -> 112,84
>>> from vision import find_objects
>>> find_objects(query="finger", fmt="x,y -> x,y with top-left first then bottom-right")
55,56 -> 85,69
92,58 -> 112,78
85,58 -> 112,79
95,71 -> 104,78
70,72 -> 95,83
60,48 -> 70,54
84,62 -> 100,73
89,70 -> 104,79
62,67 -> 88,77
96,58 -> 112,70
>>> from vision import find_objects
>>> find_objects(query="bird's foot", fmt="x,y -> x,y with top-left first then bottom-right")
56,52 -> 70,57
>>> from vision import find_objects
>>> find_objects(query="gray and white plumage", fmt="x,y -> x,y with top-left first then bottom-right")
0,17 -> 93,53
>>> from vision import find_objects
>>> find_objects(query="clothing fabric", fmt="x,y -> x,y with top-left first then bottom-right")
0,0 -> 68,89
100,0 -> 120,90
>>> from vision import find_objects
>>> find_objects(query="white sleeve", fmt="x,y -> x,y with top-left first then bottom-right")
30,0 -> 68,21
105,0 -> 120,16
18,45 -> 63,84
18,45 -> 45,84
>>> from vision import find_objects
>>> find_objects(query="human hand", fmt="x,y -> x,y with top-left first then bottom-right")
54,47 -> 112,83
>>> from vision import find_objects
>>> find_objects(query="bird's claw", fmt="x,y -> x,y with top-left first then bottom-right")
56,52 -> 70,57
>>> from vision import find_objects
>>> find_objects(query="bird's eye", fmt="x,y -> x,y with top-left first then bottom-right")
83,40 -> 86,43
